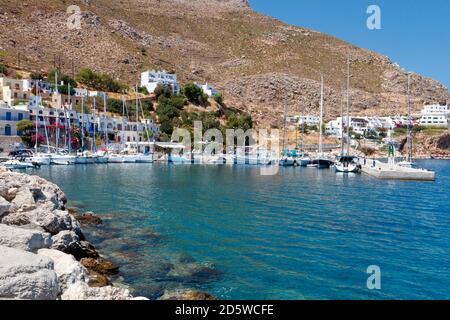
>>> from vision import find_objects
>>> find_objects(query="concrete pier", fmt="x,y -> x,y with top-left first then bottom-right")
361,159 -> 435,181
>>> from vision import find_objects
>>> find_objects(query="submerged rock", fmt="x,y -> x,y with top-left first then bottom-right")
73,211 -> 103,226
0,246 -> 59,300
80,257 -> 119,276
166,262 -> 221,282
37,249 -> 89,293
159,288 -> 217,300
0,224 -> 52,252
86,271 -> 111,287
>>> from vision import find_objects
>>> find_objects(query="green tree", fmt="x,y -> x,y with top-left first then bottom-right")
160,119 -> 174,135
182,83 -> 208,105
0,63 -> 7,75
138,86 -> 149,95
16,120 -> 34,147
30,72 -> 44,80
154,84 -> 173,100
48,68 -> 76,87
213,92 -> 223,105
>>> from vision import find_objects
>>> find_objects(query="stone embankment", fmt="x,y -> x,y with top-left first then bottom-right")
0,166 -> 147,300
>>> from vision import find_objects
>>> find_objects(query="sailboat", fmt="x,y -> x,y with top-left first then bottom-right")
135,86 -> 154,163
335,57 -> 360,173
309,75 -> 333,169
24,82 -> 52,165
398,74 -> 414,168
296,108 -> 311,166
279,96 -> 295,167
51,82 -> 77,165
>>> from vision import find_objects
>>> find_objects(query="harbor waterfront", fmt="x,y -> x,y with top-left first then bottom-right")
32,160 -> 450,300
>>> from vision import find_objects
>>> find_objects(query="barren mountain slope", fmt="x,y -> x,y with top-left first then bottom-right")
0,0 -> 448,126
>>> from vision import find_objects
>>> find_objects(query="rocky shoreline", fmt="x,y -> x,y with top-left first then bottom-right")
0,166 -> 217,300
0,166 -> 148,300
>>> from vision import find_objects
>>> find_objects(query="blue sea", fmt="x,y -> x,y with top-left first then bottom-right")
34,160 -> 450,300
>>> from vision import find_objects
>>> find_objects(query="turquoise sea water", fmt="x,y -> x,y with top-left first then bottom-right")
34,160 -> 450,300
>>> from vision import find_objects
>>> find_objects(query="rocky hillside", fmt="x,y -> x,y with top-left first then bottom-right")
0,0 -> 448,127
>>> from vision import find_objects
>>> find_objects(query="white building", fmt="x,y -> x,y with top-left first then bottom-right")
0,105 -> 30,136
74,88 -> 88,97
287,115 -> 320,127
0,77 -> 31,106
141,70 -> 180,95
419,104 -> 449,126
195,83 -> 218,97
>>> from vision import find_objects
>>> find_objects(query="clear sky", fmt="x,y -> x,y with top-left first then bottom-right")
249,0 -> 449,91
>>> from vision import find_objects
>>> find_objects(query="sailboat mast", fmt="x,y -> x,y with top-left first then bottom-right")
92,98 -> 97,153
81,96 -> 85,151
340,88 -> 344,156
319,75 -> 324,155
407,73 -> 413,162
346,56 -> 351,156
103,93 -> 108,148
67,83 -> 72,154
122,96 -> 126,151
282,96 -> 288,153
34,82 -> 39,154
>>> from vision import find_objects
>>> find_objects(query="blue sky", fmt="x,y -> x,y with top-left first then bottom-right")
249,0 -> 449,91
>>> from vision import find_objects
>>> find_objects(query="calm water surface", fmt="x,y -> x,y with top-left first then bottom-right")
34,160 -> 450,299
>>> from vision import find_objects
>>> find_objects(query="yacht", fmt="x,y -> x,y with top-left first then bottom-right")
334,156 -> 360,173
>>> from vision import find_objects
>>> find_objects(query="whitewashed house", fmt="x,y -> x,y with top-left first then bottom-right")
195,83 -> 218,97
0,105 -> 29,136
419,104 -> 449,127
0,77 -> 31,106
141,70 -> 180,95
74,88 -> 88,97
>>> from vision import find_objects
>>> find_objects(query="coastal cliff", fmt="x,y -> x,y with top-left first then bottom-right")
0,166 -> 146,300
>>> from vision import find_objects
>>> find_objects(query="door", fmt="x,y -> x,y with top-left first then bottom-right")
6,112 -> 12,121
5,124 -> 12,136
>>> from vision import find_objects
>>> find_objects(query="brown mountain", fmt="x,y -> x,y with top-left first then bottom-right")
0,0 -> 448,127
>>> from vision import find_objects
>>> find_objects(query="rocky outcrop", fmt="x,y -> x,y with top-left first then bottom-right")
0,224 -> 52,252
37,249 -> 88,293
0,246 -> 59,300
51,230 -> 99,260
61,282 -> 137,300
0,167 -> 146,300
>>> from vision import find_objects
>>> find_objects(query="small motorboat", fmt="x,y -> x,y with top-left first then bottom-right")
2,159 -> 40,170
310,158 -> 334,169
136,153 -> 154,163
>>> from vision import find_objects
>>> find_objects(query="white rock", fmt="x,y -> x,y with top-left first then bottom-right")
37,249 -> 88,292
3,209 -> 81,235
51,230 -> 80,251
61,282 -> 134,300
0,224 -> 52,252
0,196 -> 10,218
0,246 -> 59,300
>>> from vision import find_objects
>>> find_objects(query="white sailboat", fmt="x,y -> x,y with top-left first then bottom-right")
279,97 -> 295,167
335,57 -> 359,173
398,74 -> 414,168
311,75 -> 333,169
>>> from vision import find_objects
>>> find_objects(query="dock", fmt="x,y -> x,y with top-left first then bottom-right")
361,159 -> 435,181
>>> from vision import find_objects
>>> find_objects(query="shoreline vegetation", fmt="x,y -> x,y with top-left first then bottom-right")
0,166 -> 215,300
